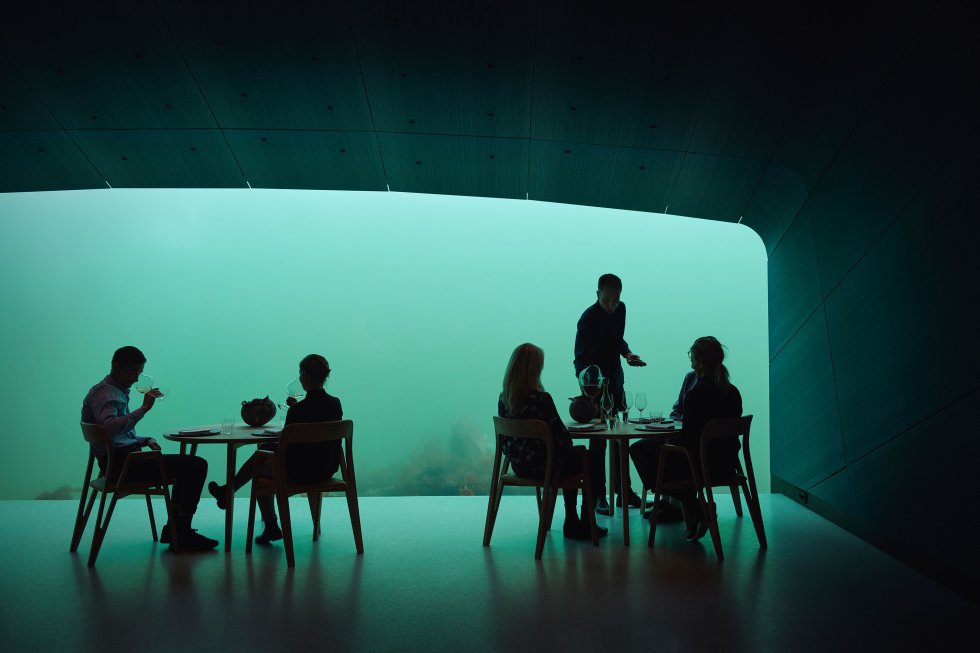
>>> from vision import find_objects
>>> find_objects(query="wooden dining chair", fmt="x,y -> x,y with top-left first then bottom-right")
647,415 -> 767,560
484,416 -> 598,559
245,420 -> 363,567
70,422 -> 180,566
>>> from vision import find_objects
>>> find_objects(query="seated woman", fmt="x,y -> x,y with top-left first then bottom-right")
629,336 -> 742,541
498,343 -> 607,540
209,354 -> 342,544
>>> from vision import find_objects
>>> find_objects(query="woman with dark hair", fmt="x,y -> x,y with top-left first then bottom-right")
629,336 -> 742,541
498,343 -> 607,540
208,354 -> 342,544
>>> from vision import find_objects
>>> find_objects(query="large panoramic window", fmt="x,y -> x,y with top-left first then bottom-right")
0,189 -> 768,499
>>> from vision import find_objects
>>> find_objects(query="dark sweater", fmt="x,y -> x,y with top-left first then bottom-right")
573,301 -> 630,387
282,387 -> 343,481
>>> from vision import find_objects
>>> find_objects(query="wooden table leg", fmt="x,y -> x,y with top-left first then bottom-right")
620,438 -> 630,546
608,440 -> 615,517
225,444 -> 236,552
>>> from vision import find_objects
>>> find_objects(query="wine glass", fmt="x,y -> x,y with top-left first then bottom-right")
134,373 -> 154,395
600,385 -> 614,422
623,390 -> 634,421
135,373 -> 168,402
578,365 -> 604,399
635,392 -> 648,420
278,377 -> 305,411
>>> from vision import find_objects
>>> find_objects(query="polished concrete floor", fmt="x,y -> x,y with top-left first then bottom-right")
0,495 -> 974,652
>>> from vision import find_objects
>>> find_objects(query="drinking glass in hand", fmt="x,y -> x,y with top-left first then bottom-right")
278,377 -> 305,411
635,392 -> 648,419
135,373 -> 168,402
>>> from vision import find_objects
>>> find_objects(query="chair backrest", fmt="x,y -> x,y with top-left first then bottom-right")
492,416 -> 553,445
278,420 -> 353,448
699,415 -> 754,485
80,422 -> 111,449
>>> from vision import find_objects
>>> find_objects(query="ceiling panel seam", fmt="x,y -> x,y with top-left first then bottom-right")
661,12 -> 729,215
739,40 -> 834,222
0,49 -> 107,184
343,0 -> 389,189
764,4 -> 938,261
525,0 -> 541,200
152,0 -> 246,186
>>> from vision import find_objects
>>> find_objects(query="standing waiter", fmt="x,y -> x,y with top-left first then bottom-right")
574,273 -> 646,515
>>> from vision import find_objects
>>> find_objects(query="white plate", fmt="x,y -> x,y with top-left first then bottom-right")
177,428 -> 219,436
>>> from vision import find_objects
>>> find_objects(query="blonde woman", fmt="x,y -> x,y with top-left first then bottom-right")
498,343 -> 607,540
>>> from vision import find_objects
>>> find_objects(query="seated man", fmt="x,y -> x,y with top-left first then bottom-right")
81,346 -> 218,551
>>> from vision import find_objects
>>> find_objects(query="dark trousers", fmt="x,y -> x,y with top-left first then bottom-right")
629,439 -> 740,505
105,449 -> 207,516
512,445 -> 587,517
240,443 -> 341,525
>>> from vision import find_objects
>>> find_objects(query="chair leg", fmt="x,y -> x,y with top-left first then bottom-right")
70,487 -> 97,552
277,492 -> 295,567
145,494 -> 158,541
535,486 -> 558,559
730,484 -> 743,517
345,487 -> 364,554
702,487 -> 724,561
307,492 -> 321,542
87,491 -> 114,568
640,485 -> 648,513
245,488 -> 258,554
483,471 -> 500,546
745,484 -> 768,549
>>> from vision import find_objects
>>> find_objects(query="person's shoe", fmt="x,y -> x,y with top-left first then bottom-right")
254,523 -> 283,545
563,518 -> 608,540
685,521 -> 708,542
615,492 -> 642,509
170,528 -> 219,552
643,502 -> 684,523
208,481 -> 227,510
594,497 -> 611,516
160,524 -> 171,544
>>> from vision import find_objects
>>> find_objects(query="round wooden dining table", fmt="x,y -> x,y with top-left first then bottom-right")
568,419 -> 680,546
163,423 -> 281,552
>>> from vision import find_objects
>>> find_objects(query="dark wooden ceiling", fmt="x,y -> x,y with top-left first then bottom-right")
0,0 -> 966,250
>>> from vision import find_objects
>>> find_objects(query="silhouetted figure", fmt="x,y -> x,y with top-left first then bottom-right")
81,346 -> 218,551
629,337 -> 742,541
498,343 -> 608,540
574,273 -> 646,514
209,354 -> 341,544
670,370 -> 699,421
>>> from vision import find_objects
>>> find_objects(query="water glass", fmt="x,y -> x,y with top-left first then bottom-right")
221,418 -> 234,435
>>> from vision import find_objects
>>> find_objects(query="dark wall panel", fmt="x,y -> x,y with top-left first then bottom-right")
0,131 -> 103,192
528,141 -> 682,212
69,129 -> 243,188
767,214 -> 822,358
225,130 -> 385,191
847,389 -> 980,596
770,307 -> 845,490
381,133 -> 527,199
825,135 -> 980,462
665,153 -> 764,222
742,163 -> 809,257
808,5 -> 980,294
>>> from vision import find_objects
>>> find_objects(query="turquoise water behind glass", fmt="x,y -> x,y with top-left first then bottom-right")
0,188 -> 768,499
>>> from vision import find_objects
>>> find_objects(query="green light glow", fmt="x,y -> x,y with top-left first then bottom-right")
0,188 -> 769,499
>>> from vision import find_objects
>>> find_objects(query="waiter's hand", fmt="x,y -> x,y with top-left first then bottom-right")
145,438 -> 162,452
626,353 -> 646,367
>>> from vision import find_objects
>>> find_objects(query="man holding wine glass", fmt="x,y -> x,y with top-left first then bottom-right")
81,346 -> 218,551
574,273 -> 646,515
